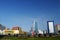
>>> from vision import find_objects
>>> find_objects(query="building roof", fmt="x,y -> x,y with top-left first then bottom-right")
12,26 -> 21,30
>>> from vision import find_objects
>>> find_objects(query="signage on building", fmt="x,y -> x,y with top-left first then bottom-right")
47,21 -> 55,34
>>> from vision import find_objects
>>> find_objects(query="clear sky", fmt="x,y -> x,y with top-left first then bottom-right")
0,0 -> 60,32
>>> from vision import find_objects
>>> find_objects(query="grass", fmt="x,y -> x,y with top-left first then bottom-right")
0,36 -> 60,40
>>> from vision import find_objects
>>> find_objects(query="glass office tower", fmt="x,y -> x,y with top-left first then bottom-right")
33,20 -> 38,36
34,21 -> 38,35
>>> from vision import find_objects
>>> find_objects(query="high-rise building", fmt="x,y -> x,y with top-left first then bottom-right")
30,20 -> 35,36
34,20 -> 38,35
47,21 -> 55,34
30,20 -> 38,36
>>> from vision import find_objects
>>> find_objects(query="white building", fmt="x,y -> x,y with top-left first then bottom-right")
0,30 -> 6,35
38,30 -> 43,34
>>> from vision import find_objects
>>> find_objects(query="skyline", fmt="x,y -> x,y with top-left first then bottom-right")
0,0 -> 60,32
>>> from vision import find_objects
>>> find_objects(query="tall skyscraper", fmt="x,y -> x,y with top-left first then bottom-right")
33,20 -> 38,35
31,28 -> 35,36
31,20 -> 38,36
30,20 -> 35,36
34,20 -> 38,35
30,20 -> 38,36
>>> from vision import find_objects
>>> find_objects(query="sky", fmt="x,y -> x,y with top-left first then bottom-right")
0,0 -> 60,32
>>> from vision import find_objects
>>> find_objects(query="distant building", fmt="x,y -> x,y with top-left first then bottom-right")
0,30 -> 3,35
0,24 -> 6,30
12,26 -> 21,30
55,24 -> 60,34
30,23 -> 35,36
47,21 -> 55,34
30,20 -> 38,37
34,20 -> 38,35
3,26 -> 23,35
43,30 -> 47,34
38,30 -> 43,34
12,26 -> 23,34
0,24 -> 6,35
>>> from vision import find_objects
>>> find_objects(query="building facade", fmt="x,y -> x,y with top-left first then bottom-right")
0,24 -> 6,30
47,21 -> 55,34
30,20 -> 38,36
12,26 -> 23,34
55,24 -> 60,34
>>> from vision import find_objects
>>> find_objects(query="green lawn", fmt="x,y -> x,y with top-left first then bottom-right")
0,36 -> 60,40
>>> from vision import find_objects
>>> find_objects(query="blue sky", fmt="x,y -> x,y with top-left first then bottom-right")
0,0 -> 60,32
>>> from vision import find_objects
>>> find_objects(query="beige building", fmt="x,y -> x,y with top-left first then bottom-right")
12,26 -> 23,34
3,26 -> 27,35
55,24 -> 60,34
0,26 -> 28,36
3,26 -> 21,35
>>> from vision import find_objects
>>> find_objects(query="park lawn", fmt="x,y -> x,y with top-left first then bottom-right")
0,36 -> 60,40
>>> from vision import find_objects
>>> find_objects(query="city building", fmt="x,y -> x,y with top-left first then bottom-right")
0,24 -> 6,35
3,26 -> 23,35
43,30 -> 47,34
0,24 -> 6,30
30,23 -> 35,36
34,20 -> 38,35
47,21 -> 55,34
38,30 -> 43,34
30,20 -> 38,37
12,26 -> 23,34
55,24 -> 60,34
0,30 -> 3,35
12,26 -> 27,35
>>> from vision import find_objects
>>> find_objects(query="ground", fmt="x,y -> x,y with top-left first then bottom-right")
0,36 -> 60,40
